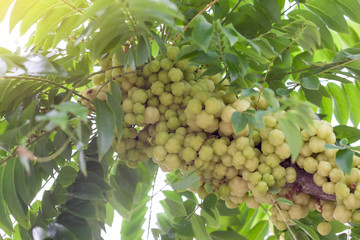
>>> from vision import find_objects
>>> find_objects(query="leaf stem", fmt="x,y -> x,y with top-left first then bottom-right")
221,0 -> 242,25
59,0 -> 84,14
173,0 -> 220,45
146,168 -> 158,240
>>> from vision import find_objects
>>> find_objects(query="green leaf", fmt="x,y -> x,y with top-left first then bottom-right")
328,83 -> 350,125
192,21 -> 214,52
2,159 -> 30,229
231,112 -> 248,134
336,149 -> 354,175
69,183 -> 105,201
57,212 -> 93,240
289,9 -> 335,50
292,220 -> 320,240
202,194 -> 218,209
93,99 -> 115,160
319,90 -> 333,123
0,0 -> 13,22
301,76 -> 320,90
277,198 -> 294,205
171,174 -> 200,190
305,0 -> 349,33
342,83 -> 360,127
190,215 -> 212,240
0,166 -> 14,235
41,190 -> 58,218
9,0 -> 40,31
135,36 -> 150,66
201,208 -> 220,228
53,15 -> 81,47
14,160 -> 32,205
54,131 -> 72,160
332,0 -> 360,24
210,230 -> 247,240
106,82 -> 123,139
174,219 -> 194,237
64,199 -> 98,219
248,220 -> 269,240
333,125 -> 360,144
278,117 -> 302,162
257,0 -> 281,24
218,23 -> 238,47
57,166 -> 78,187
151,31 -> 167,56
55,102 -> 88,122
302,87 -> 323,107
165,198 -> 187,218
45,223 -> 77,240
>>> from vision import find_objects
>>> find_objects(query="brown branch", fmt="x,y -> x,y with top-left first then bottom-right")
284,164 -> 336,202
173,0 -> 220,45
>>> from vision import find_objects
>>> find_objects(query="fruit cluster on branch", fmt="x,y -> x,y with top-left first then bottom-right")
79,46 -> 360,236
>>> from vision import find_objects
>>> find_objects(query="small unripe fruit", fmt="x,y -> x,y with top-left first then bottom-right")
164,154 -> 182,170
205,97 -> 221,114
168,68 -> 183,82
144,107 -> 160,124
333,205 -> 352,223
132,89 -> 148,103
212,139 -> 228,156
317,222 -> 331,236
268,129 -> 285,147
166,46 -> 180,60
165,138 -> 181,154
196,110 -> 214,129
221,106 -> 236,123
309,136 -> 326,153
159,92 -> 174,106
160,58 -> 173,70
199,146 -> 213,162
317,161 -> 332,177
151,81 -> 164,95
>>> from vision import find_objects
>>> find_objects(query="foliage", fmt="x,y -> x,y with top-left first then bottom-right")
0,0 -> 360,239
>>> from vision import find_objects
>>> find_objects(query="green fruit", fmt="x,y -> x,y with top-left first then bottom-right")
132,89 -> 148,103
151,81 -> 164,95
160,58 -> 173,70
166,46 -> 180,60
199,146 -> 213,162
205,97 -> 221,114
165,138 -> 181,154
149,59 -> 161,73
168,67 -> 183,82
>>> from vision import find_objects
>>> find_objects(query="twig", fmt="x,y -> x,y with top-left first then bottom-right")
146,168 -> 158,240
281,2 -> 297,16
60,66 -> 124,103
173,0 -> 220,45
221,0 -> 242,25
0,129 -> 55,165
185,204 -> 200,220
273,201 -> 297,240
59,0 -> 84,14
35,129 -> 75,163
315,58 -> 360,76
256,23 -> 305,109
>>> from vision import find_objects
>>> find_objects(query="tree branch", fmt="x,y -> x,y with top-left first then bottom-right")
173,0 -> 220,45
